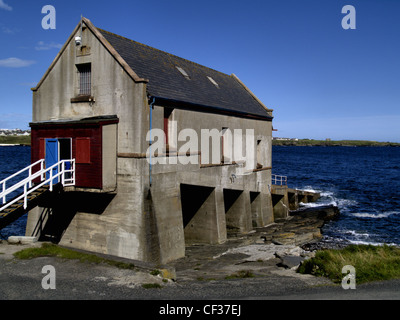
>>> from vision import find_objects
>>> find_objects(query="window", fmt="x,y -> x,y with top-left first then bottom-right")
221,127 -> 231,163
77,63 -> 91,96
176,66 -> 190,80
164,108 -> 174,149
256,139 -> 263,169
207,76 -> 219,88
76,137 -> 91,164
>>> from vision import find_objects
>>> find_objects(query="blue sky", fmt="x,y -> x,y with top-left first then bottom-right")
0,0 -> 399,142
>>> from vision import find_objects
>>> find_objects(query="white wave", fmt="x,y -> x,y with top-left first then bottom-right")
347,239 -> 399,247
336,198 -> 358,208
320,191 -> 334,197
352,211 -> 400,219
299,201 -> 336,208
300,187 -> 321,193
344,230 -> 370,238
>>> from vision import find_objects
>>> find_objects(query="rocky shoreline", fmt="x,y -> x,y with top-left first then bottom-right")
168,204 -> 344,278
0,204 -> 363,300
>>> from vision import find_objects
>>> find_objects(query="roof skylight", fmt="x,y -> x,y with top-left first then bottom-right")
207,76 -> 219,88
176,66 -> 190,80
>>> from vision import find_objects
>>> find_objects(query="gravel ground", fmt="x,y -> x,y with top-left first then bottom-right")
1,239 -> 400,303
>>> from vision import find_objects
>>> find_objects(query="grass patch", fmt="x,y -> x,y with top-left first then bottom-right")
142,283 -> 163,289
150,269 -> 161,276
225,270 -> 255,280
14,243 -> 135,270
298,244 -> 400,284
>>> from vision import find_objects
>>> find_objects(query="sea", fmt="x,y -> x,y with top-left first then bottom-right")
0,145 -> 31,239
273,145 -> 400,246
1,145 -> 400,246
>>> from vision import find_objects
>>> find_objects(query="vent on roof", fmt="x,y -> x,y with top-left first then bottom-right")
176,66 -> 190,80
207,76 -> 219,88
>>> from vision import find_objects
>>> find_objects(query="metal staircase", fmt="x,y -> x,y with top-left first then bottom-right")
0,159 -> 75,231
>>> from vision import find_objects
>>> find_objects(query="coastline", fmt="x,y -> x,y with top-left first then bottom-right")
273,139 -> 400,147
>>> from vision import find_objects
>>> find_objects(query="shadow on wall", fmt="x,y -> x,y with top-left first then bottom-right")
31,188 -> 115,243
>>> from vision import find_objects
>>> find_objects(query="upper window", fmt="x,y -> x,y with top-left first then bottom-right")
77,63 -> 91,96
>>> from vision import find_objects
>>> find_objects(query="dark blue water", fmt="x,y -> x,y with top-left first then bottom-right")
1,145 -> 400,246
0,146 -> 31,239
273,146 -> 400,246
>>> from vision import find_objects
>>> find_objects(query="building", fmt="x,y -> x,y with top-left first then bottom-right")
26,17 -> 275,264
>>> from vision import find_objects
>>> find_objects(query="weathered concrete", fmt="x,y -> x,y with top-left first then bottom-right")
271,185 -> 289,219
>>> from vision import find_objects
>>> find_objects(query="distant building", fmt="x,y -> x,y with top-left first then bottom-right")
273,137 -> 298,141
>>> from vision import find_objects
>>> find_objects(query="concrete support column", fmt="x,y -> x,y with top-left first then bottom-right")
182,187 -> 226,245
149,173 -> 185,264
251,192 -> 274,227
224,189 -> 252,234
271,185 -> 289,220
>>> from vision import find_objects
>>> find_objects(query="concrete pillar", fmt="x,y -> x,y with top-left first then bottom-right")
149,172 -> 185,264
271,185 -> 289,220
250,192 -> 262,228
250,192 -> 274,227
224,189 -> 252,234
181,185 -> 226,245
287,189 -> 299,211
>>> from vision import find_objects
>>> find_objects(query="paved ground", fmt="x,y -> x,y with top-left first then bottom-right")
1,237 -> 400,301
1,208 -> 399,302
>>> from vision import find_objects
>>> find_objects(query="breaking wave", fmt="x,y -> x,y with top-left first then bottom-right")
352,211 -> 400,219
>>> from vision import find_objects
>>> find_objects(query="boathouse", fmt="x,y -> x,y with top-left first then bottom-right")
25,17 -> 276,263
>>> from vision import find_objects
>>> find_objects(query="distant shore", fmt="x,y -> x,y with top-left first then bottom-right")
273,139 -> 400,147
1,135 -> 399,148
0,135 -> 30,146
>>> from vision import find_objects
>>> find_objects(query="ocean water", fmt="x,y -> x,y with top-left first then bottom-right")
273,146 -> 400,246
0,146 -> 31,239
1,145 -> 400,246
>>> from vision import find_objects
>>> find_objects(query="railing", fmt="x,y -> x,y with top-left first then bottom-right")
0,159 -> 75,212
272,174 -> 287,186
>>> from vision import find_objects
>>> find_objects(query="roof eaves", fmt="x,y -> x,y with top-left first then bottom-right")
84,18 -> 148,84
31,17 -> 148,92
151,95 -> 273,121
231,73 -> 274,115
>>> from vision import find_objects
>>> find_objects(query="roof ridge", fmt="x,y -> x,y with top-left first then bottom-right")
97,27 -> 230,77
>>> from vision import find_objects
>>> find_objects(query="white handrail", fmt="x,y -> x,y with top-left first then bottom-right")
272,174 -> 287,186
0,159 -> 75,212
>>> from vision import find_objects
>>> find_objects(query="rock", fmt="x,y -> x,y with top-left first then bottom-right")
277,255 -> 305,270
159,268 -> 176,281
8,236 -> 38,244
255,238 -> 265,244
292,205 -> 340,222
272,232 -> 296,245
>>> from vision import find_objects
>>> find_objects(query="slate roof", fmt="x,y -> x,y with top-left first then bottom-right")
98,28 -> 272,121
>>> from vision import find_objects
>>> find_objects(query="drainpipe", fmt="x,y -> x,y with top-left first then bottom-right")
148,96 -> 156,187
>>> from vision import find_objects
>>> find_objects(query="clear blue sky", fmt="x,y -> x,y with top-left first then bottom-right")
0,0 -> 399,142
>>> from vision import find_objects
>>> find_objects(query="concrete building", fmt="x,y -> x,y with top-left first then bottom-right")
26,17 -> 275,264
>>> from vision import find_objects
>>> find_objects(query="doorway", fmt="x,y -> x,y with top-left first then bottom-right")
45,138 -> 72,184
